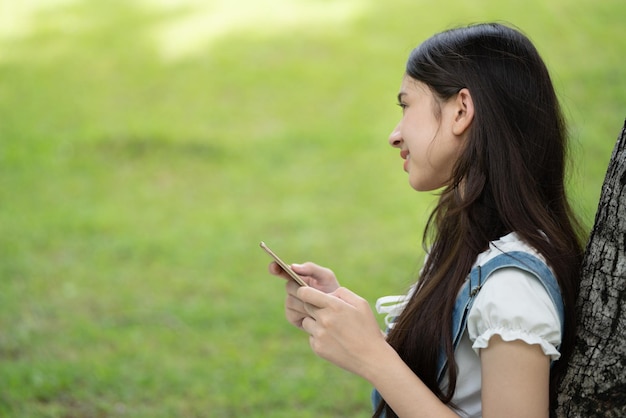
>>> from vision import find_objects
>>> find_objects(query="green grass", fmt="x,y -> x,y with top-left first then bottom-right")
1,0 -> 624,416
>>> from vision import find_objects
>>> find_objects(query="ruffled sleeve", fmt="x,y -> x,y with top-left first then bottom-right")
467,267 -> 562,360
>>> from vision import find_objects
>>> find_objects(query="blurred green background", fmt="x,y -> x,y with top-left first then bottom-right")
0,0 -> 624,417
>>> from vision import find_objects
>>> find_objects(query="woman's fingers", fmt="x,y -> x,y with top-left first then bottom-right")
268,260 -> 340,293
285,276 -> 301,296
268,261 -> 296,282
291,262 -> 340,292
297,285 -> 340,310
331,287 -> 371,311
267,259 -> 342,330
285,280 -> 309,328
301,316 -> 315,334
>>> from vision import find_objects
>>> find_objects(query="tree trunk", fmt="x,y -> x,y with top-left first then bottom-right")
556,119 -> 626,417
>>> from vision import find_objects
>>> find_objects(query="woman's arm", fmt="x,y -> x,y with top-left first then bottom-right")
367,337 -> 551,418
469,267 -> 556,418
364,343 -> 461,418
480,335 -> 551,418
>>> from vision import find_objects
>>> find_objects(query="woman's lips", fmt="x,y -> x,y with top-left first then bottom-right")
400,150 -> 410,172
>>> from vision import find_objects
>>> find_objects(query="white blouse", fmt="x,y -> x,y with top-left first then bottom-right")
375,232 -> 562,418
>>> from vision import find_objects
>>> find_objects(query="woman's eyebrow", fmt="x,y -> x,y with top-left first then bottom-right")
397,92 -> 407,102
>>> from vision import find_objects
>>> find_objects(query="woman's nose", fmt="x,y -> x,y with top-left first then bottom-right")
388,124 -> 402,147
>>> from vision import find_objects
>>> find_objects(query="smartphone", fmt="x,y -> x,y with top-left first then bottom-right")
260,241 -> 308,287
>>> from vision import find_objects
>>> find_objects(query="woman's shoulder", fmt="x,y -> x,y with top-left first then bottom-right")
466,265 -> 563,359
467,232 -> 562,359
473,232 -> 545,268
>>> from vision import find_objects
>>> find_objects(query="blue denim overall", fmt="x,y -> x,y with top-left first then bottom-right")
371,251 -> 564,416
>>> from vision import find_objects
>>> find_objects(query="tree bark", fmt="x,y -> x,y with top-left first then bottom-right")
556,119 -> 626,417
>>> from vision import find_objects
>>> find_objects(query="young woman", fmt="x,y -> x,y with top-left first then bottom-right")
268,23 -> 584,418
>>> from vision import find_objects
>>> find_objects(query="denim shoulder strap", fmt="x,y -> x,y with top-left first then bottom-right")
436,251 -> 564,382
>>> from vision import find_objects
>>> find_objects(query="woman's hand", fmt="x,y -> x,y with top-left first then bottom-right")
298,286 -> 388,378
270,263 -> 459,416
268,261 -> 340,328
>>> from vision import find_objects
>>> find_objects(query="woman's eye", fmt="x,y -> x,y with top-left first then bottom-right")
396,102 -> 407,110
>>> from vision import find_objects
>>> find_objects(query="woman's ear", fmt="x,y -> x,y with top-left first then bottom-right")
452,88 -> 474,136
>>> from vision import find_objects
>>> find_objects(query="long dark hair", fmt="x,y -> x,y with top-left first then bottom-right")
375,23 -> 584,417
